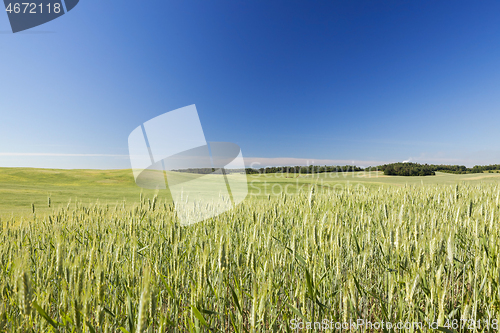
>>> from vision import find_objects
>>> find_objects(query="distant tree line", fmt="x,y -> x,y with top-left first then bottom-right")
245,165 -> 364,175
379,163 -> 500,176
172,168 -> 215,174
469,166 -> 487,173
172,168 -> 246,174
172,163 -> 500,176
427,165 -> 468,174
458,164 -> 500,173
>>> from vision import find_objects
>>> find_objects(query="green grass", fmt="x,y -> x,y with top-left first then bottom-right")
1,181 -> 500,331
2,167 -> 500,217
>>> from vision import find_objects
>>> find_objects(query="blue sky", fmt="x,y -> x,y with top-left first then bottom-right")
1,0 -> 500,169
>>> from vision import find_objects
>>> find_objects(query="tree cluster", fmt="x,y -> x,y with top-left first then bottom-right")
380,163 -> 435,176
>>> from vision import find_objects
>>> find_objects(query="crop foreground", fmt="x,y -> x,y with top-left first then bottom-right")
1,184 -> 500,332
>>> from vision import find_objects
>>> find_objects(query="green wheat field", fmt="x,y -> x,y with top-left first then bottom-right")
1,167 -> 500,331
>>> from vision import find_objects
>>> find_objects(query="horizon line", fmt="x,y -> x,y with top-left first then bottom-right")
0,153 -> 493,169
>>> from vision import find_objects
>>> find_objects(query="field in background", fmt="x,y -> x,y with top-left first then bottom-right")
0,168 -> 161,217
1,167 -> 500,217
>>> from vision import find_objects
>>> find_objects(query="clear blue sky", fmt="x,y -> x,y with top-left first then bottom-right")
1,0 -> 500,168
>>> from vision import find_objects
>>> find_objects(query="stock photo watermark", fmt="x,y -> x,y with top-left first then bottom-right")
128,104 -> 248,226
3,0 -> 79,33
290,318 -> 499,331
